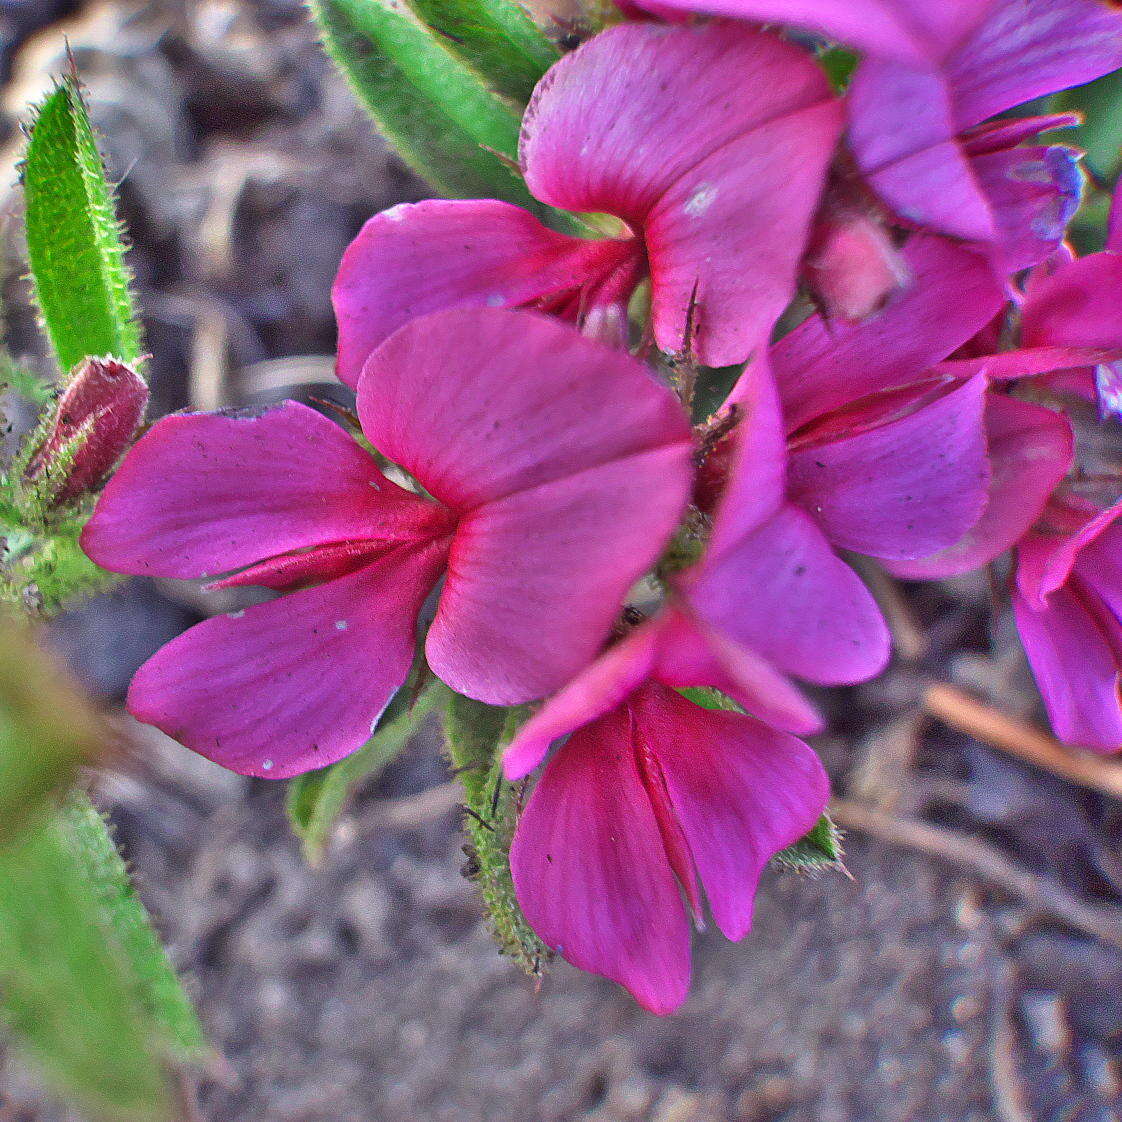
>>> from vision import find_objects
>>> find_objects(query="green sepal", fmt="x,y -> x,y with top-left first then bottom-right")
406,0 -> 558,104
22,78 -> 142,375
818,46 -> 858,93
678,686 -> 744,712
443,691 -> 548,975
771,812 -> 844,873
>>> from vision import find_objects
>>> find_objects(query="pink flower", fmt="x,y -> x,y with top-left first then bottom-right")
803,196 -> 910,322
1014,498 -> 1122,752
503,615 -> 829,1013
769,236 -> 1075,580
845,0 -> 1120,258
1018,194 -> 1122,419
496,286 -> 1040,1010
674,249 -> 1012,700
81,309 -> 693,777
333,21 -> 842,379
625,0 -> 997,65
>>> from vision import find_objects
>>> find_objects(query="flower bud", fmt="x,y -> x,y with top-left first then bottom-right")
804,207 -> 910,323
1097,361 -> 1122,423
26,357 -> 148,506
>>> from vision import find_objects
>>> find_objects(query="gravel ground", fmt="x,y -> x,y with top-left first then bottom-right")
1,3 -> 1121,1119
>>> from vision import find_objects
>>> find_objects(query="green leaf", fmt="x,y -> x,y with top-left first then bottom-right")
22,78 -> 142,374
61,793 -> 208,1062
406,0 -> 558,103
0,806 -> 177,1122
286,677 -> 443,864
1049,67 -> 1122,183
309,0 -> 541,208
0,614 -> 99,840
443,691 -> 548,974
772,811 -> 844,873
0,627 -> 204,1116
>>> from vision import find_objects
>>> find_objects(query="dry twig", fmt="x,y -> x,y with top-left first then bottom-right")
830,797 -> 1122,953
924,683 -> 1122,800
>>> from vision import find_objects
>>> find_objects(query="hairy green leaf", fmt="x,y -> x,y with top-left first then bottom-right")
0,352 -> 55,407
287,677 -> 443,864
309,0 -> 540,207
62,793 -> 208,1061
0,618 -> 99,839
406,0 -> 558,103
1,520 -> 119,615
22,78 -> 142,374
0,806 -> 176,1122
443,691 -> 548,975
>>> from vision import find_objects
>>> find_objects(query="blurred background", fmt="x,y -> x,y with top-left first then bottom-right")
1,2 -> 1121,1119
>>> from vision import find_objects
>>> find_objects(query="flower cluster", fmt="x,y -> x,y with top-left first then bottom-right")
84,0 -> 1122,1012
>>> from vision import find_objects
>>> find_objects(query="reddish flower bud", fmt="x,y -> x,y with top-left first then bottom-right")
804,207 -> 909,323
27,357 -> 148,505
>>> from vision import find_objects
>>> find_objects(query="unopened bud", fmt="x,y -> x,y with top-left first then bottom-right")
26,357 -> 148,505
804,208 -> 909,323
1096,361 -> 1122,423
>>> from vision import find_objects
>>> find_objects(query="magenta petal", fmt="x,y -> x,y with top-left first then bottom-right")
654,608 -> 824,735
332,201 -> 639,389
847,60 -> 994,241
81,402 -> 430,580
502,627 -> 658,781
644,98 -> 842,364
1078,524 -> 1122,627
887,395 -> 1072,579
709,358 -> 788,556
972,145 -> 1083,274
126,544 -> 446,778
947,0 -> 1122,130
521,22 -> 841,364
931,347 -> 1118,383
1017,500 -> 1122,606
1013,587 -> 1122,753
357,307 -> 691,511
1022,252 -> 1122,352
960,113 -> 1081,155
773,236 -> 1004,431
428,445 -> 691,705
627,0 -> 994,63
637,686 -> 829,941
509,706 -> 692,1014
688,503 -> 890,685
788,377 -> 990,561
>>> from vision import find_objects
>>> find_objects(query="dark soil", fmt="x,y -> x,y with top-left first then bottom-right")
1,3 -> 1120,1119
